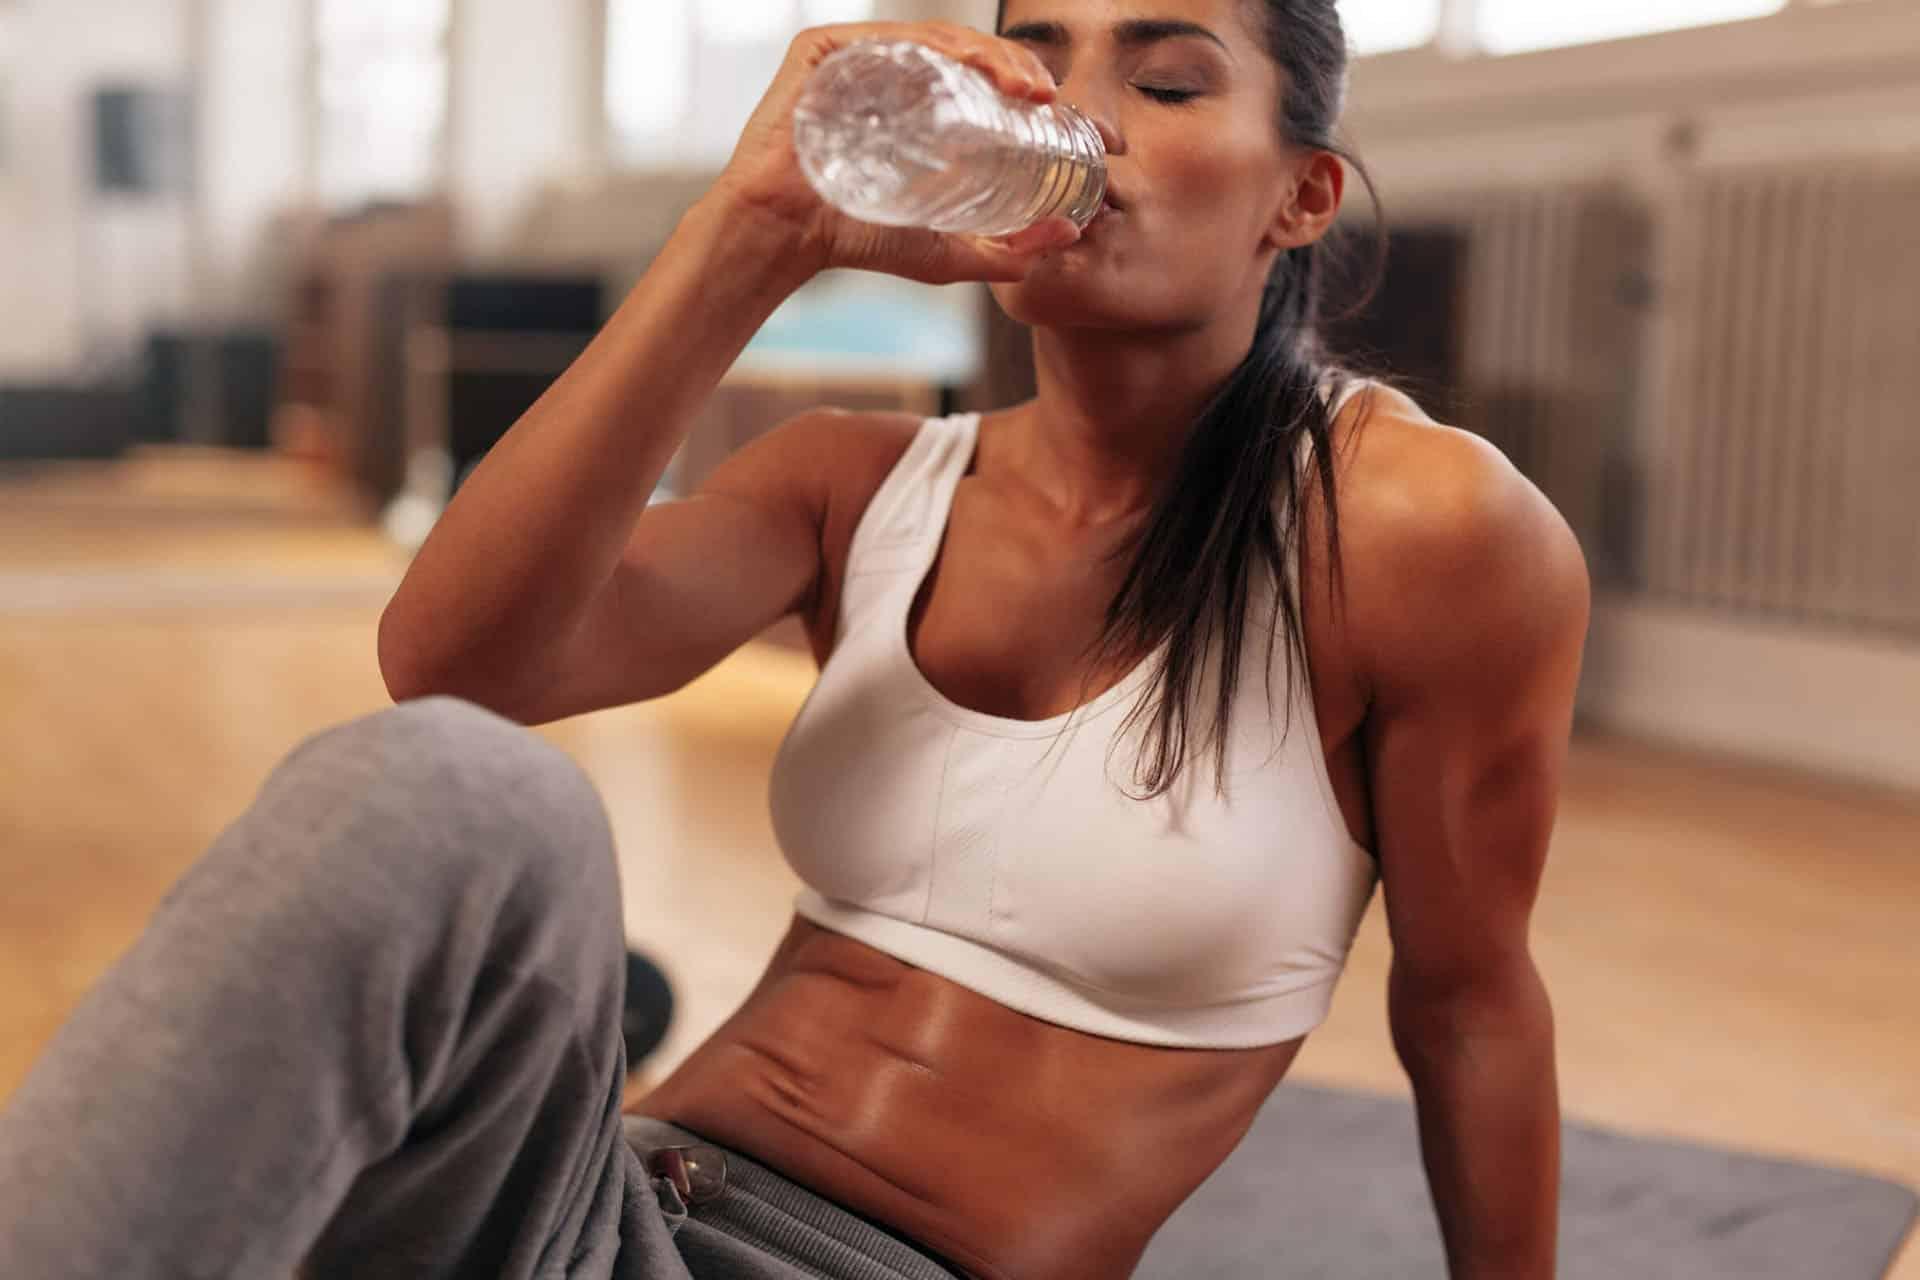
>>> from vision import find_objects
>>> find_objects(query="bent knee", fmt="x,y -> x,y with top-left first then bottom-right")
253,698 -> 618,921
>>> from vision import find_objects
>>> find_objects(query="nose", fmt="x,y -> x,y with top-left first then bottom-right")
1083,108 -> 1125,158
1055,72 -> 1125,157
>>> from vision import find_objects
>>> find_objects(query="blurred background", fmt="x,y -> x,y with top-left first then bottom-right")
0,0 -> 1916,1272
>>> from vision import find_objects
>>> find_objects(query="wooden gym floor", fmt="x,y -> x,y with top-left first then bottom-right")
1,448 -> 1915,1275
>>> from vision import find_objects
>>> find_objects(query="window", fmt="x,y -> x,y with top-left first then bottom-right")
699,0 -> 803,43
314,0 -> 450,207
605,0 -> 692,166
0,8 -> 13,176
606,0 -> 876,168
1337,0 -> 1443,57
1475,0 -> 1788,56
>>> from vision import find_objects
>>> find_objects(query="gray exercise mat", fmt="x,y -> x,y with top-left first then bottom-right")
1142,1083 -> 1918,1279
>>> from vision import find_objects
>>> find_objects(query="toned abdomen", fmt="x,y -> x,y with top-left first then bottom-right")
635,916 -> 1304,1280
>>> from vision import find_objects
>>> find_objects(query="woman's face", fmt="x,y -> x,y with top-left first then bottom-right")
990,0 -> 1298,332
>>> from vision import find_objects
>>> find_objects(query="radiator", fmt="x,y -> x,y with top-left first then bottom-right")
1647,162 -> 1920,637
1396,186 -> 1653,589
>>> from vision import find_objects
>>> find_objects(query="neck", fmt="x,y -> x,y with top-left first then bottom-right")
1012,296 -> 1263,526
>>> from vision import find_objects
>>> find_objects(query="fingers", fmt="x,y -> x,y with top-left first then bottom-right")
806,20 -> 1055,105
924,220 -> 1080,286
929,22 -> 1056,105
1001,217 -> 1081,256
829,211 -> 1078,285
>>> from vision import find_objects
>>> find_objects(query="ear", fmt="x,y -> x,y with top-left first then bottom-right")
1264,150 -> 1346,251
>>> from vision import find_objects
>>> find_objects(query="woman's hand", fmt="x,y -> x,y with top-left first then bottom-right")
711,21 -> 1082,286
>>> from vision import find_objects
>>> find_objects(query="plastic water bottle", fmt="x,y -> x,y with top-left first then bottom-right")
792,39 -> 1107,238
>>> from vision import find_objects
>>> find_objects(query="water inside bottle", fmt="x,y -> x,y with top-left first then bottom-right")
794,41 -> 1105,238
926,121 -> 1105,236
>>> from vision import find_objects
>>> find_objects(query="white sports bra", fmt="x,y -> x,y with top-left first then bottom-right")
767,388 -> 1379,1049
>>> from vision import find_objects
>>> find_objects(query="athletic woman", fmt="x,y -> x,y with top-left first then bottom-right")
0,4 -> 1586,1277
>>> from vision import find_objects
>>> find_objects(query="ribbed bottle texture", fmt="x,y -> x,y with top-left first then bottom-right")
793,40 -> 1107,237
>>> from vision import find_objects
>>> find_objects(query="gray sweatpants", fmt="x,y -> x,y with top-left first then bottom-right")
0,699 -> 959,1280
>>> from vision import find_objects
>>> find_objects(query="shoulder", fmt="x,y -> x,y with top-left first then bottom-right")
1323,384 -> 1591,709
699,406 -> 932,652
700,405 -> 924,516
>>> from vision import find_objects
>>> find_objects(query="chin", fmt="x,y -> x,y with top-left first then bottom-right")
990,269 -> 1156,331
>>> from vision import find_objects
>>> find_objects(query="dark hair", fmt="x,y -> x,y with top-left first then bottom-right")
995,0 -> 1385,799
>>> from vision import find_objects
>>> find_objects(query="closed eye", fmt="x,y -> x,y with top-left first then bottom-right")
1136,86 -> 1199,104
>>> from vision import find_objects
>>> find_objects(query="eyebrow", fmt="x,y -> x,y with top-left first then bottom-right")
999,18 -> 1234,59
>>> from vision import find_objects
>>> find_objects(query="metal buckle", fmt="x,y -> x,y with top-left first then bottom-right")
645,1143 -> 729,1206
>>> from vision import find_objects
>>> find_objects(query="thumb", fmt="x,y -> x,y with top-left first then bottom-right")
904,217 -> 1083,285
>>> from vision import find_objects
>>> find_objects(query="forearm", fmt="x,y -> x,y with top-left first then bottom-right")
379,192 -> 818,702
1393,963 -> 1561,1279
